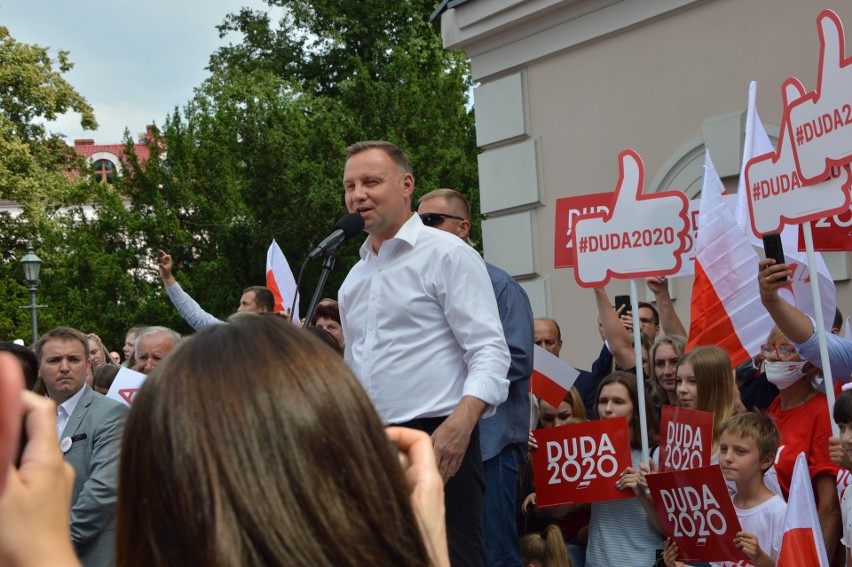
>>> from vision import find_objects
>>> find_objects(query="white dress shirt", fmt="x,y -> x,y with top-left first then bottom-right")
339,213 -> 510,424
56,385 -> 86,439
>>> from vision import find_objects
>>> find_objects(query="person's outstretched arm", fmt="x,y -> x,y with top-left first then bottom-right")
159,250 -> 223,330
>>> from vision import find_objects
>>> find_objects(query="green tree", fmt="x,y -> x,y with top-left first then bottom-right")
0,26 -> 97,342
0,3 -> 480,348
149,0 -> 481,315
210,1 -> 479,200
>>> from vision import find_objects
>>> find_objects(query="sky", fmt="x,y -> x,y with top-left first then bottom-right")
1,0 -> 280,143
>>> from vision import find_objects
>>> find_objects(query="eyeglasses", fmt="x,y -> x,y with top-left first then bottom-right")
760,343 -> 797,358
419,212 -> 464,227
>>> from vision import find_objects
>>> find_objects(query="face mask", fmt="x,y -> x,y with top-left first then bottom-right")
764,361 -> 808,390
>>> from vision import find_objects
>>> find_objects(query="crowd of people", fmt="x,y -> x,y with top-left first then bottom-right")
1,140 -> 852,567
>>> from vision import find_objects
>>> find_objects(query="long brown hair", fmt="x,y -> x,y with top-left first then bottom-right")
649,335 -> 686,404
595,371 -> 660,449
116,315 -> 430,567
678,346 -> 736,452
520,524 -> 574,567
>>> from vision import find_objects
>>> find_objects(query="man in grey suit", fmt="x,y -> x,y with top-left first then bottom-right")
36,327 -> 128,567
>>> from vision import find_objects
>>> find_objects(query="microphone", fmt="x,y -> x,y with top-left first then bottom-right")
307,213 -> 365,260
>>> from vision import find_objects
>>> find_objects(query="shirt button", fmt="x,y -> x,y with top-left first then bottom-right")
371,295 -> 377,301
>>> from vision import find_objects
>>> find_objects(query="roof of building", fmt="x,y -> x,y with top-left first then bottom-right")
429,0 -> 472,23
72,140 -> 152,162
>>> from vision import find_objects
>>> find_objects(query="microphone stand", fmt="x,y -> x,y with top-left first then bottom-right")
302,252 -> 336,329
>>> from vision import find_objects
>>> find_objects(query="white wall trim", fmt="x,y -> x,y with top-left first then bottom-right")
442,0 -> 711,81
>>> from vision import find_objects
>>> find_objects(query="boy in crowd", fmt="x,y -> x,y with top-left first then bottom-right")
663,413 -> 786,567
833,389 -> 852,565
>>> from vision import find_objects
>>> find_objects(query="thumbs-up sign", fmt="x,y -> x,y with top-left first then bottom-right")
787,10 -> 852,185
572,150 -> 689,287
745,78 -> 851,236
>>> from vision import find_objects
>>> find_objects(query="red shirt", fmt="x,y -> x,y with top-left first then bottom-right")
767,392 -> 838,497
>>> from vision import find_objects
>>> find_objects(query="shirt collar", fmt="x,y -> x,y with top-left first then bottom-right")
359,212 -> 422,260
57,384 -> 87,419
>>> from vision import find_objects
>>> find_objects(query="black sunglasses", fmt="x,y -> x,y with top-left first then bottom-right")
419,212 -> 464,227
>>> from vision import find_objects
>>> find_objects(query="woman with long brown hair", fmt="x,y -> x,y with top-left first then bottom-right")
675,345 -> 737,455
116,315 -> 447,567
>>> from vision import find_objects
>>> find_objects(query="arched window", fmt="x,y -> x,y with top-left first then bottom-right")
93,159 -> 116,183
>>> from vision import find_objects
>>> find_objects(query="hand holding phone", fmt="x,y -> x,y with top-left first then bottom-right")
761,233 -> 787,282
614,294 -> 631,316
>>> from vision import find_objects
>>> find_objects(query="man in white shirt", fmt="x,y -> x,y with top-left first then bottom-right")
36,327 -> 127,567
338,141 -> 510,567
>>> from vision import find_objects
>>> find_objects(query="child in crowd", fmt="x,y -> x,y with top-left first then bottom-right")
663,413 -> 786,567
675,346 -> 737,456
523,388 -> 589,567
833,388 -> 852,565
585,371 -> 663,567
520,524 -> 574,567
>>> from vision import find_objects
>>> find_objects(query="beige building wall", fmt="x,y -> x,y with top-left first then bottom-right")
441,0 -> 852,368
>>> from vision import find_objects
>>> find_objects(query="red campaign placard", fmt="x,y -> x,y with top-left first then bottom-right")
658,405 -> 713,473
571,150 -> 689,287
554,192 -> 614,269
799,206 -> 852,250
531,416 -> 632,507
647,465 -> 747,563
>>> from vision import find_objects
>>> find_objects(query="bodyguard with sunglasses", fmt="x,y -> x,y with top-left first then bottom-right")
338,141 -> 510,567
418,188 -> 534,567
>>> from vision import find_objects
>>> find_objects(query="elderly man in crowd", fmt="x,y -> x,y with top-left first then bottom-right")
134,326 -> 181,375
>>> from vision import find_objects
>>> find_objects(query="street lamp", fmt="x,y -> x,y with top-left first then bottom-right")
19,242 -> 44,345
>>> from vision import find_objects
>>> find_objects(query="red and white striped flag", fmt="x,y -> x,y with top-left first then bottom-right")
777,452 -> 829,566
687,151 -> 774,366
266,240 -> 299,322
530,345 -> 580,408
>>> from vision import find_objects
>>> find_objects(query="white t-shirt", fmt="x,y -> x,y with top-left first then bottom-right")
841,484 -> 852,549
711,495 -> 786,567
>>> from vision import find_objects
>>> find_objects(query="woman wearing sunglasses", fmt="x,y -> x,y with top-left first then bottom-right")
759,257 -> 843,561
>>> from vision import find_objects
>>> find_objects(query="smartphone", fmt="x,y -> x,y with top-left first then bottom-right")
614,294 -> 631,315
762,233 -> 788,282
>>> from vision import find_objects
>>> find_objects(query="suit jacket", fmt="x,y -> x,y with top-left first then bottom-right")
61,385 -> 128,567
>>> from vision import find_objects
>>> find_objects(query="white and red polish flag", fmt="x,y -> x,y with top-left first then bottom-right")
530,345 -> 581,409
687,151 -> 773,366
735,81 -> 775,248
266,240 -> 300,322
777,452 -> 829,567
734,81 -> 836,330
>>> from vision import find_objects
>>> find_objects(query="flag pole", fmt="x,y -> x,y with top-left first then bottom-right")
802,220 -> 838,435
630,278 -> 650,464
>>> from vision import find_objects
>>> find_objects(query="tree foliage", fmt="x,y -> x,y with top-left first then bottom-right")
0,27 -> 98,342
1,3 -> 479,351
